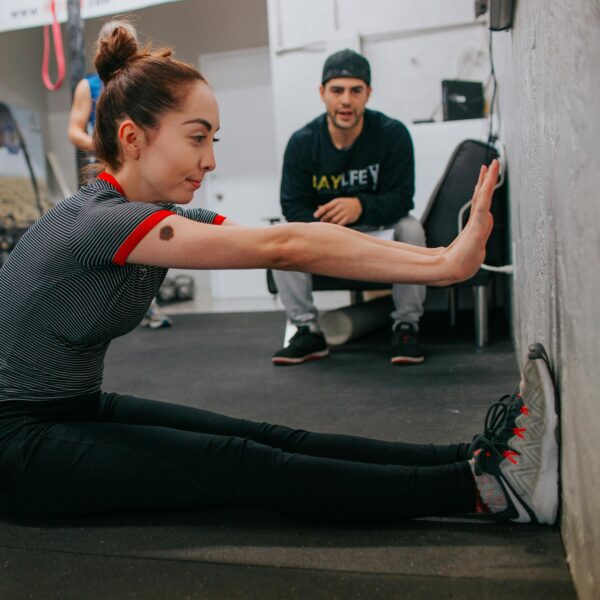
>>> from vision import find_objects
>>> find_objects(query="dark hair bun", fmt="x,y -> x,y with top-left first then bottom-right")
95,26 -> 138,85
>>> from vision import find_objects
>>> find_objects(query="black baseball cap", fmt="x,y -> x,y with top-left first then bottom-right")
321,49 -> 371,86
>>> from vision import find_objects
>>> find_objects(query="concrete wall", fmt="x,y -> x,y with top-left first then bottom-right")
493,1 -> 600,598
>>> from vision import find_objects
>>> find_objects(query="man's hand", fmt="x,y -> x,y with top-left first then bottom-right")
313,197 -> 363,226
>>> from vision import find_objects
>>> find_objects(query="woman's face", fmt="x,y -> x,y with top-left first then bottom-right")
136,81 -> 220,204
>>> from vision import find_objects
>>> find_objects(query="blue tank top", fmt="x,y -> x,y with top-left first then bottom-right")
84,74 -> 103,132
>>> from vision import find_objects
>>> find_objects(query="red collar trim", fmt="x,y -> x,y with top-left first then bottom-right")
97,172 -> 126,197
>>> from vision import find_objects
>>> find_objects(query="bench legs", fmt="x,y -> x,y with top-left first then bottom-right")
448,287 -> 457,327
447,285 -> 489,348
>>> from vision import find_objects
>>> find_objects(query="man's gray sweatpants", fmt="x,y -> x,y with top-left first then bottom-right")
273,216 -> 427,329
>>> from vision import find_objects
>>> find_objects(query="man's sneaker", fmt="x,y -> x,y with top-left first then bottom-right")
272,326 -> 329,365
390,322 -> 425,365
140,304 -> 173,329
471,343 -> 559,524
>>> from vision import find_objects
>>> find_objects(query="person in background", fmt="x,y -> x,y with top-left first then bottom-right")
68,19 -> 172,329
272,49 -> 426,366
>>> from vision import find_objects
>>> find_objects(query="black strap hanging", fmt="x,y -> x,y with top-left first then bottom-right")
67,0 -> 88,186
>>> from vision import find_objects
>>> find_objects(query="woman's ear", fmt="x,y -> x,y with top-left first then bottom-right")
118,119 -> 144,160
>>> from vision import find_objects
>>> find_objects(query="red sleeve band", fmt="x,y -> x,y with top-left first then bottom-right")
113,210 -> 174,266
213,214 -> 226,225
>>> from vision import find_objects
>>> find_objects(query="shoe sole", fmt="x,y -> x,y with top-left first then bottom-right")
390,356 -> 425,365
526,352 -> 560,524
272,349 -> 330,366
504,347 -> 559,524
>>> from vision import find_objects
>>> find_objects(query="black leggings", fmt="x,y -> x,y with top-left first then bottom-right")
0,392 -> 475,521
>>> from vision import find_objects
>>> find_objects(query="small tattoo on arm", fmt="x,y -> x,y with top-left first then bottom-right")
159,225 -> 174,241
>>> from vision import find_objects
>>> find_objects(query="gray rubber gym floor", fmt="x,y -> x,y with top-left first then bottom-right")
0,310 -> 575,599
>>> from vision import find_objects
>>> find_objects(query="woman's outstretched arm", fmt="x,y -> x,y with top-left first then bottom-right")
127,161 -> 498,288
336,162 -> 491,256
216,166 -> 490,256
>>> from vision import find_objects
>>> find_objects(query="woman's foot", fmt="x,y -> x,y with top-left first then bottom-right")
470,343 -> 560,524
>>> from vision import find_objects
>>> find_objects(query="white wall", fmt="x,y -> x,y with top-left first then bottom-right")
493,2 -> 600,598
0,28 -> 45,111
0,26 -> 72,203
267,0 -> 490,165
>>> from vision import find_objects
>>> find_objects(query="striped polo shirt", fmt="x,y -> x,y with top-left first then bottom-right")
0,175 -> 223,402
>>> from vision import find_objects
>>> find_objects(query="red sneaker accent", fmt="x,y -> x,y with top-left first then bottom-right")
503,450 -> 519,464
513,427 -> 526,439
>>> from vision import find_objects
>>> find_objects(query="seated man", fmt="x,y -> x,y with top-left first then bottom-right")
272,49 -> 426,366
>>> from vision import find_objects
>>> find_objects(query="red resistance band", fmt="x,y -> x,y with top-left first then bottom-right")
42,0 -> 66,91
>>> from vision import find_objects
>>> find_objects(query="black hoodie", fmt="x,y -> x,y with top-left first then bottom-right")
280,109 -> 414,227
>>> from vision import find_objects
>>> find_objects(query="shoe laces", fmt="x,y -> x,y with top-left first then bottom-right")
471,392 -> 528,472
483,393 -> 518,439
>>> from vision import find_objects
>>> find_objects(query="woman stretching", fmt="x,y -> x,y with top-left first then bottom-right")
0,25 -> 559,524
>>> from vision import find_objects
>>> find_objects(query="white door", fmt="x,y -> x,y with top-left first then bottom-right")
199,48 -> 280,299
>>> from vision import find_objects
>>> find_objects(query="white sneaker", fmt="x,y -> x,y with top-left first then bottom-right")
471,343 -> 560,524
140,305 -> 173,329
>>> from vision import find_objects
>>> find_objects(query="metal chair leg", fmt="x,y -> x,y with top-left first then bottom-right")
474,284 -> 488,348
448,286 -> 457,327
